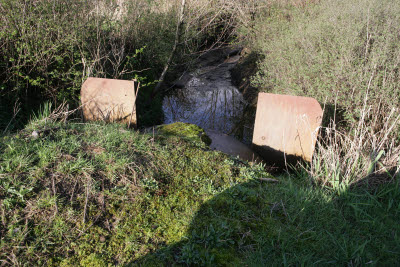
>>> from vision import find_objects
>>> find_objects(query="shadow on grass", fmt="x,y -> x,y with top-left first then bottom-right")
132,175 -> 400,266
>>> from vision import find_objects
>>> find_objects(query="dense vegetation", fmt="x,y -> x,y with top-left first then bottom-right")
245,0 -> 400,188
1,0 -> 400,265
0,0 -> 250,129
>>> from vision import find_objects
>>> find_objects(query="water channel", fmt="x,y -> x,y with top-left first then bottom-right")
162,47 -> 262,163
163,48 -> 244,133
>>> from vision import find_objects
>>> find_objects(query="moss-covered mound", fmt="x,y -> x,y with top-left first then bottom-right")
0,122 -> 267,265
1,122 -> 399,266
157,122 -> 212,146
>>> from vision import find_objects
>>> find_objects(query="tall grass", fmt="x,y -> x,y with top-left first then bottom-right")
310,101 -> 400,190
247,0 -> 400,187
253,0 -> 400,118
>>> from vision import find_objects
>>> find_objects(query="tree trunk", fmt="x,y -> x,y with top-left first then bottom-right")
151,0 -> 186,97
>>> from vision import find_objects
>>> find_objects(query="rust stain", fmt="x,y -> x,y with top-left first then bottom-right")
81,77 -> 137,127
252,93 -> 323,164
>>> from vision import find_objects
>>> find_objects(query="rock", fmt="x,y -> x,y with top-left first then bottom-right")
224,55 -> 241,64
252,93 -> 323,167
81,77 -> 137,127
225,46 -> 243,58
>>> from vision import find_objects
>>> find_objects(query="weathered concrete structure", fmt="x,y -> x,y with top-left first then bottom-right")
252,93 -> 323,167
81,77 -> 137,127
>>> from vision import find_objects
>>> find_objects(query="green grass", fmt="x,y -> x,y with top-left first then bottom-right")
1,122 -> 399,265
2,0 -> 399,265
139,175 -> 400,266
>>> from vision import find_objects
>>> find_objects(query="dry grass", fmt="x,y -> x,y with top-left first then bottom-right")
244,0 -> 400,189
309,96 -> 400,189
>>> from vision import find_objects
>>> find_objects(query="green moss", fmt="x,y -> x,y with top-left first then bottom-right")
157,122 -> 212,146
79,254 -> 106,267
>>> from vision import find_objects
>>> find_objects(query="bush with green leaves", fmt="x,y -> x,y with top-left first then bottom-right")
0,0 -> 259,131
0,0 -> 179,129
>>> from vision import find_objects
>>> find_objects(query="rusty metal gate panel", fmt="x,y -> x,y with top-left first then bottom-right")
252,93 -> 323,167
81,77 -> 137,127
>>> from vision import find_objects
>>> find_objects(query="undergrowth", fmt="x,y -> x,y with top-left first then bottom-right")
0,121 -> 266,265
252,0 -> 400,118
1,0 -> 400,265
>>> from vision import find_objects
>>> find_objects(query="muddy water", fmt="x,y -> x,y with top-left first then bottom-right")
162,49 -> 245,134
162,48 -> 262,163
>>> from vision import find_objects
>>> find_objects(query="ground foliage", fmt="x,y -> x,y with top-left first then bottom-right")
1,0 -> 173,129
252,0 -> 400,116
1,122 -> 399,265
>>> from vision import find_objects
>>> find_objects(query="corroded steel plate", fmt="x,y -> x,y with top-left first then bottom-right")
81,78 -> 137,127
252,93 -> 323,166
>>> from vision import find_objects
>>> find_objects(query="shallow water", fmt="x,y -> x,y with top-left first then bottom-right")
162,53 -> 245,134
